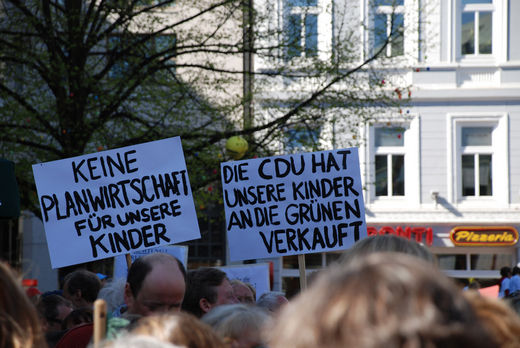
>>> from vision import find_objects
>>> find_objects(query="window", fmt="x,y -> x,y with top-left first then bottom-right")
108,34 -> 176,78
137,0 -> 163,5
437,253 -> 512,271
372,0 -> 404,57
283,253 -> 323,269
108,36 -> 129,78
285,0 -> 319,58
448,115 -> 508,205
470,254 -> 512,270
460,0 -> 493,56
460,126 -> 493,197
374,127 -> 405,196
281,251 -> 340,297
366,118 -> 419,205
183,211 -> 226,268
437,254 -> 467,270
285,126 -> 320,153
107,0 -> 168,6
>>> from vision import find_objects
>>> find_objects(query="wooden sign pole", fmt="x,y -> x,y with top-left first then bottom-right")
125,253 -> 132,269
298,254 -> 307,291
93,299 -> 107,347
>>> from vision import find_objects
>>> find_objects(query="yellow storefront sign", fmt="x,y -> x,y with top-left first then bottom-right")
450,226 -> 518,246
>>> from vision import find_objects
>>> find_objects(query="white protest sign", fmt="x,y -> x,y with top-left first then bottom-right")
221,148 -> 367,261
218,263 -> 270,300
32,137 -> 200,269
113,245 -> 188,280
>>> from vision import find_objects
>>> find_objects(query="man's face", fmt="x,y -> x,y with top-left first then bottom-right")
213,278 -> 239,307
233,283 -> 255,304
62,281 -> 78,308
125,261 -> 185,317
46,302 -> 73,332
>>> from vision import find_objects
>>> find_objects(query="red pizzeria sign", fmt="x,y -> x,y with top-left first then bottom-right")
367,226 -> 433,246
450,226 -> 519,246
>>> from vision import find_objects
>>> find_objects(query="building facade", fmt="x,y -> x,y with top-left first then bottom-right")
255,0 -> 520,295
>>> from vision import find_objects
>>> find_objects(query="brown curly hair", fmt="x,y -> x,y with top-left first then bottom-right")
0,262 -> 47,348
131,311 -> 226,348
268,253 -> 497,348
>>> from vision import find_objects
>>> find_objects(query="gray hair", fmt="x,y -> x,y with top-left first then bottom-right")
202,303 -> 269,341
340,234 -> 435,266
256,291 -> 287,313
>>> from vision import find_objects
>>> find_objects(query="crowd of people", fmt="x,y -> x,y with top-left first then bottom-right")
2,234 -> 520,348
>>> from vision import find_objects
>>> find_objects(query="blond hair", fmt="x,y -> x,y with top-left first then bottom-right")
130,311 -> 226,348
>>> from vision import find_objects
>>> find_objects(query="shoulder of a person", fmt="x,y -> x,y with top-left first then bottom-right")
105,316 -> 131,341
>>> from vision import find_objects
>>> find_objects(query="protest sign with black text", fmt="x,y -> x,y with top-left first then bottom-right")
221,148 -> 367,261
32,137 -> 200,268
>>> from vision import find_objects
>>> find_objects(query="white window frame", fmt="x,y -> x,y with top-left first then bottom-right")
285,2 -> 320,58
460,128 -> 493,197
284,125 -> 321,153
447,114 -> 509,207
452,0 -> 507,63
283,0 -> 332,61
107,34 -> 176,78
362,0 -> 421,63
372,1 -> 405,57
363,116 -> 420,206
460,1 -> 494,56
374,137 -> 405,197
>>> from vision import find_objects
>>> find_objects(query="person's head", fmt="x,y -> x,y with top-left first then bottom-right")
130,312 -> 226,348
513,266 -> 520,276
0,262 -> 48,348
464,291 -> 520,348
26,286 -> 42,306
268,252 -> 497,348
340,234 -> 435,266
501,266 -> 512,278
245,283 -> 256,301
125,253 -> 186,317
182,267 -> 238,318
202,303 -> 270,348
62,269 -> 102,309
97,278 -> 126,315
230,279 -> 255,304
37,294 -> 74,332
256,291 -> 288,314
100,334 -> 182,348
97,273 -> 109,287
61,308 -> 93,330
468,280 -> 481,290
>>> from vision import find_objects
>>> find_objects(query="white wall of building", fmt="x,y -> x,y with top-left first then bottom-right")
256,0 -> 520,293
21,212 -> 58,292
